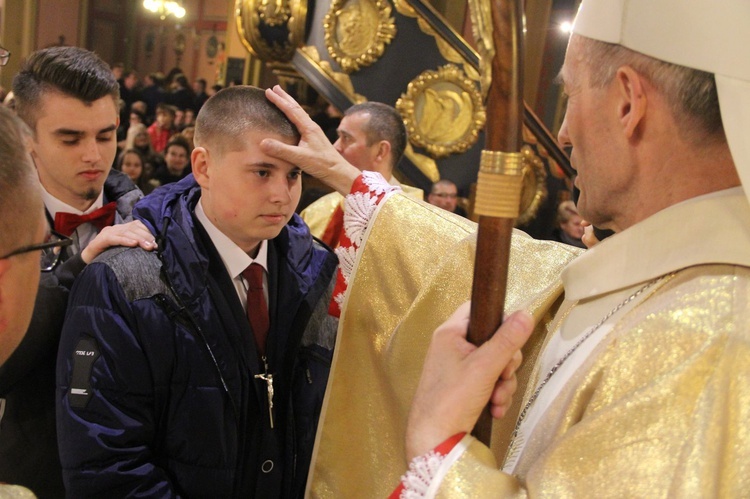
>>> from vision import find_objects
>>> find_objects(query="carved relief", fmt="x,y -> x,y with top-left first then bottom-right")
259,0 -> 291,26
236,0 -> 307,62
396,65 -> 485,158
324,0 -> 396,73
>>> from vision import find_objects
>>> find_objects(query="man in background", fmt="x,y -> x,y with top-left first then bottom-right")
300,102 -> 422,247
427,179 -> 468,217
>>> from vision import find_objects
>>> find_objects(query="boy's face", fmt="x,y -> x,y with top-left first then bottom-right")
193,130 -> 301,255
30,92 -> 118,211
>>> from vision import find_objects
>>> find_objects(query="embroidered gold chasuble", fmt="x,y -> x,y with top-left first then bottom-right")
300,183 -> 424,240
435,188 -> 750,497
306,193 -> 581,497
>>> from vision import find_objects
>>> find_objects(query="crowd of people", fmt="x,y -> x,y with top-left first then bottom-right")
1,0 -> 749,496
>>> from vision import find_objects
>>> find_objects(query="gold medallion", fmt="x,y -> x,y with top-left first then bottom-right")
396,64 -> 485,158
324,0 -> 396,73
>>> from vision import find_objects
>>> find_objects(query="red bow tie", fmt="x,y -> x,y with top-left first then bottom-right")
54,202 -> 117,237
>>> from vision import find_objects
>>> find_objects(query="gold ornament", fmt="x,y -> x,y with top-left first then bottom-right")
396,64 -> 485,158
323,0 -> 396,73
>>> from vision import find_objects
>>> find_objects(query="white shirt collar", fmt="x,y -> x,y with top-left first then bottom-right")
42,185 -> 104,217
194,197 -> 268,279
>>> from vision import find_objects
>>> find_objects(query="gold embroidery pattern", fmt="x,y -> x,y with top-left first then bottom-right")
324,0 -> 397,73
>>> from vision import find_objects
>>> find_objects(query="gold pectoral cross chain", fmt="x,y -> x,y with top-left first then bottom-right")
255,356 -> 274,429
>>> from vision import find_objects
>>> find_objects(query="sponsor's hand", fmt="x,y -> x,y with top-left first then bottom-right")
81,220 -> 157,264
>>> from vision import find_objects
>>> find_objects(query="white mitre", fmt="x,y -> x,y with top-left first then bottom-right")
573,0 -> 750,201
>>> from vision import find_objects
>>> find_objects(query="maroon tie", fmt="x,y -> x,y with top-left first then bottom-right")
242,263 -> 269,356
54,202 -> 117,237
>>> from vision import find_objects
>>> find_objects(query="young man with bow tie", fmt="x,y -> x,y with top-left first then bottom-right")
0,46 -> 155,497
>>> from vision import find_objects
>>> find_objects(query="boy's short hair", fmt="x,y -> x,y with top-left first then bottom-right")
194,86 -> 300,156
12,46 -> 120,129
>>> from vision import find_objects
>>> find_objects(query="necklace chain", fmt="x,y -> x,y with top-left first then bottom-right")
505,272 -> 675,466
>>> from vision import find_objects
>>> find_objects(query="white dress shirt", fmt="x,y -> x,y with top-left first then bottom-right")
194,198 -> 269,310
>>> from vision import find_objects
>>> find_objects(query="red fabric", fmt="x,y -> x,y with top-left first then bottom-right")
242,263 -> 269,356
327,174 -> 389,318
147,123 -> 173,153
320,205 -> 344,249
389,432 -> 467,499
54,202 -> 117,237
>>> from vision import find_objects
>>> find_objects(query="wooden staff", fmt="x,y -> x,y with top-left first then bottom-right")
467,0 -> 525,446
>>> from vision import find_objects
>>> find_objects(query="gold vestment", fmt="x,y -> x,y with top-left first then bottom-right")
435,188 -> 750,497
306,193 -> 581,497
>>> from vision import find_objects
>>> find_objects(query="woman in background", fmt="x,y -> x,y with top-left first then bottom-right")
117,148 -> 156,195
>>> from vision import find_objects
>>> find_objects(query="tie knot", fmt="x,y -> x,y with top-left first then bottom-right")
242,263 -> 264,290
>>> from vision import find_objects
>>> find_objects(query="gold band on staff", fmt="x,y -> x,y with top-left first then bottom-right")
474,150 -> 525,218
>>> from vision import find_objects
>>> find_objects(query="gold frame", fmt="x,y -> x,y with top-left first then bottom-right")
396,64 -> 486,158
323,0 -> 397,73
517,145 -> 548,226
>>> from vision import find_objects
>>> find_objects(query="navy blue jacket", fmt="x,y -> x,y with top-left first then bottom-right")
57,176 -> 338,498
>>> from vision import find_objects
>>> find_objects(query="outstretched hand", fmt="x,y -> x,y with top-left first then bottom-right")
80,220 -> 157,264
262,86 -> 360,194
405,303 -> 534,460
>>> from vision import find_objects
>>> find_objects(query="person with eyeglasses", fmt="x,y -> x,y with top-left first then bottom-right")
427,179 -> 468,218
0,105 -> 57,497
0,46 -> 156,498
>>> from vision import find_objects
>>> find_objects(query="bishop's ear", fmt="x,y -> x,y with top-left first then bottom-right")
615,65 -> 647,140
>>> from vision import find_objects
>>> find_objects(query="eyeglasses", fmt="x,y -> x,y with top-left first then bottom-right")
0,46 -> 10,66
0,231 -> 73,272
432,193 -> 458,199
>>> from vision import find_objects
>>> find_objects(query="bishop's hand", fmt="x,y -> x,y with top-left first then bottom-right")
405,303 -> 533,460
262,85 -> 360,195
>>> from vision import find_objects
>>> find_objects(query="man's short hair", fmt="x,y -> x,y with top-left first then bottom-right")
12,46 -> 120,129
431,179 -> 457,194
579,36 -> 723,143
0,106 -> 41,254
194,86 -> 300,156
345,102 -> 407,168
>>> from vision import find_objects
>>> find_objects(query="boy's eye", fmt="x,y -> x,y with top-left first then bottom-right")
289,170 -> 302,180
256,170 -> 270,178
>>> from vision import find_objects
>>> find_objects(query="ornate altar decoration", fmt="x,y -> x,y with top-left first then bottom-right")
235,0 -> 571,236
236,0 -> 307,61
